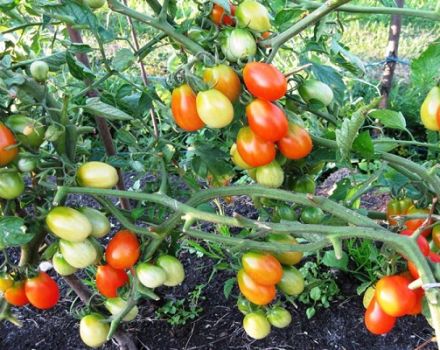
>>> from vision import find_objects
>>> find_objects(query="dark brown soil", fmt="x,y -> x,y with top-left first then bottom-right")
0,170 -> 436,350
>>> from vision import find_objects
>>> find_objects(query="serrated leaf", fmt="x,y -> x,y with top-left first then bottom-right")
335,106 -> 368,160
352,131 -> 374,159
0,217 -> 33,248
223,277 -> 236,299
83,97 -> 133,121
66,52 -> 95,80
112,48 -> 135,72
411,40 -> 440,86
369,109 -> 406,131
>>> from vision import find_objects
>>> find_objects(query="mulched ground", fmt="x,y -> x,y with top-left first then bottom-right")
0,169 -> 436,350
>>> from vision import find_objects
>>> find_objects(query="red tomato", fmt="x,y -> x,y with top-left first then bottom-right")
0,123 -> 19,166
246,99 -> 288,142
242,252 -> 283,286
405,206 -> 431,237
237,269 -> 276,305
210,3 -> 236,26
400,229 -> 430,256
4,281 -> 29,307
407,287 -> 424,315
375,275 -> 417,317
171,84 -> 205,132
96,265 -> 129,298
243,62 -> 287,101
236,126 -> 276,167
277,123 -> 313,160
428,251 -> 440,263
25,272 -> 59,309
105,230 -> 140,270
407,260 -> 419,280
364,297 -> 396,335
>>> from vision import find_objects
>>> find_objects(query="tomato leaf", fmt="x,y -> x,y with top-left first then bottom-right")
223,277 -> 236,299
369,109 -> 407,131
66,52 -> 95,80
352,131 -> 374,159
112,48 -> 135,72
322,250 -> 349,270
411,40 -> 440,86
83,97 -> 133,121
0,217 -> 33,248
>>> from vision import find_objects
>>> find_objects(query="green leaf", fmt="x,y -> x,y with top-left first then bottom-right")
112,48 -> 135,72
369,109 -> 406,131
322,250 -> 349,270
373,137 -> 399,152
306,306 -> 316,319
66,52 -> 95,80
193,143 -> 234,183
411,40 -> 440,86
352,131 -> 374,159
0,217 -> 33,248
223,277 -> 236,299
330,39 -> 365,76
309,63 -> 346,105
310,287 -> 321,301
83,97 -> 133,121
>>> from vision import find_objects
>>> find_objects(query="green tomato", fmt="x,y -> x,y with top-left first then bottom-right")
255,161 -> 284,188
237,296 -> 256,315
272,206 -> 297,223
156,255 -> 185,287
267,306 -> 292,328
236,0 -> 271,32
0,172 -> 24,199
46,207 -> 92,242
220,28 -> 257,62
277,266 -> 305,296
77,161 -> 119,189
17,158 -> 37,173
79,313 -> 109,348
30,61 -> 49,82
104,297 -> 139,322
300,207 -> 325,224
52,251 -> 77,276
6,115 -> 45,149
78,207 -> 111,238
247,168 -> 257,181
136,262 -> 167,289
292,175 -> 315,194
84,0 -> 105,9
242,311 -> 271,340
59,239 -> 97,269
298,79 -> 334,107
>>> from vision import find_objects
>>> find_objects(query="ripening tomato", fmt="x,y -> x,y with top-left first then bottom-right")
59,239 -> 97,269
220,28 -> 257,63
277,123 -> 313,160
104,297 -> 139,322
246,99 -> 288,142
78,207 -> 111,238
292,175 -> 315,194
236,0 -> 271,32
210,3 -> 236,26
375,275 -> 417,317
433,224 -> 440,248
80,314 -> 109,348
46,207 -> 92,242
230,143 -> 253,170
203,65 -> 241,102
6,115 -> 45,150
386,198 -> 413,226
236,127 -> 276,167
25,272 -> 59,309
17,158 -> 37,173
243,62 -> 287,101
407,260 -> 419,280
96,264 -> 129,298
364,297 -> 396,335
266,234 -> 303,266
255,161 -> 284,188
405,205 -> 431,237
0,274 -> 13,292
298,79 -> 334,106
196,89 -> 234,128
267,306 -> 292,328
428,251 -> 440,263
106,230 -> 140,270
77,161 -> 119,189
236,296 -> 255,315
136,262 -> 167,289
243,311 -> 271,340
0,172 -> 25,200
400,229 -> 430,256
237,269 -> 276,305
407,286 -> 424,316
4,281 -> 29,307
277,266 -> 304,296
52,252 -> 77,276
420,86 -> 440,131
0,123 -> 18,166
30,61 -> 49,82
363,286 -> 376,309
242,251 -> 283,285
156,255 -> 185,287
171,84 -> 205,132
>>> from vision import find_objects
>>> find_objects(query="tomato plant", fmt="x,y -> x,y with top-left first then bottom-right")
105,230 -> 140,270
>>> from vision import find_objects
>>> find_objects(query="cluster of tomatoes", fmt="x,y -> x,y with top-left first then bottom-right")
236,234 -> 305,339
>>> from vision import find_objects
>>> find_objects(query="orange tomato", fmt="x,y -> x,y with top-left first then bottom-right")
237,269 -> 276,305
